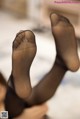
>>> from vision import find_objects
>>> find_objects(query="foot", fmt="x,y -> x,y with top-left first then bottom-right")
50,13 -> 79,72
10,30 -> 37,100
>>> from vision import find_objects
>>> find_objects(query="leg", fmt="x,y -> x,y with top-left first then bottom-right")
9,30 -> 37,99
6,14 -> 80,118
0,73 -> 25,118
0,73 -> 48,119
50,13 -> 79,71
0,72 -> 25,118
26,13 -> 80,105
5,30 -> 37,118
26,57 -> 67,105
6,57 -> 66,118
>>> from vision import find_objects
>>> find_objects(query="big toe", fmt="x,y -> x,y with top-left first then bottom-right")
50,13 -> 71,26
50,13 -> 59,26
24,30 -> 36,44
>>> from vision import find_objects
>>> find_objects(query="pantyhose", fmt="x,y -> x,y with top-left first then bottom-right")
5,14 -> 79,119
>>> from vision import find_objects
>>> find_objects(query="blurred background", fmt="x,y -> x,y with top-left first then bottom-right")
0,0 -> 80,119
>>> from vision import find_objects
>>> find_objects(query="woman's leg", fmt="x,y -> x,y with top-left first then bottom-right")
26,13 -> 79,105
0,73 -> 48,119
26,56 -> 67,105
5,30 -> 37,118
5,14 -> 79,118
10,30 -> 37,100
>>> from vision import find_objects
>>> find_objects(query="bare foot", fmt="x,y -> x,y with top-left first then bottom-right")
50,13 -> 79,72
10,30 -> 37,100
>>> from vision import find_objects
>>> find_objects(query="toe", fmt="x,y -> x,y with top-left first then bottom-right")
13,32 -> 25,49
16,30 -> 24,36
58,14 -> 70,24
24,30 -> 35,44
50,13 -> 71,26
13,30 -> 36,49
50,13 -> 59,26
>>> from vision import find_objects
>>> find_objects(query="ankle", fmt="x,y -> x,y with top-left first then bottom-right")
55,55 -> 68,70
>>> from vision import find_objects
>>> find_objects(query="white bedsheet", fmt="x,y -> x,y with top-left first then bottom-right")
0,11 -> 80,119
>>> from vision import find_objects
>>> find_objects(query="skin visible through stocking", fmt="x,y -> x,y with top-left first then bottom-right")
9,30 -> 37,100
6,14 -> 80,118
26,14 -> 80,105
50,13 -> 79,72
0,73 -> 48,119
26,57 -> 67,106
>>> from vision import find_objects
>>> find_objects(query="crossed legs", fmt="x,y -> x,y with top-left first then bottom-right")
4,13 -> 80,119
0,73 -> 48,119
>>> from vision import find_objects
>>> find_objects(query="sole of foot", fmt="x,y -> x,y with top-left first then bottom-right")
11,30 -> 37,99
50,13 -> 79,72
